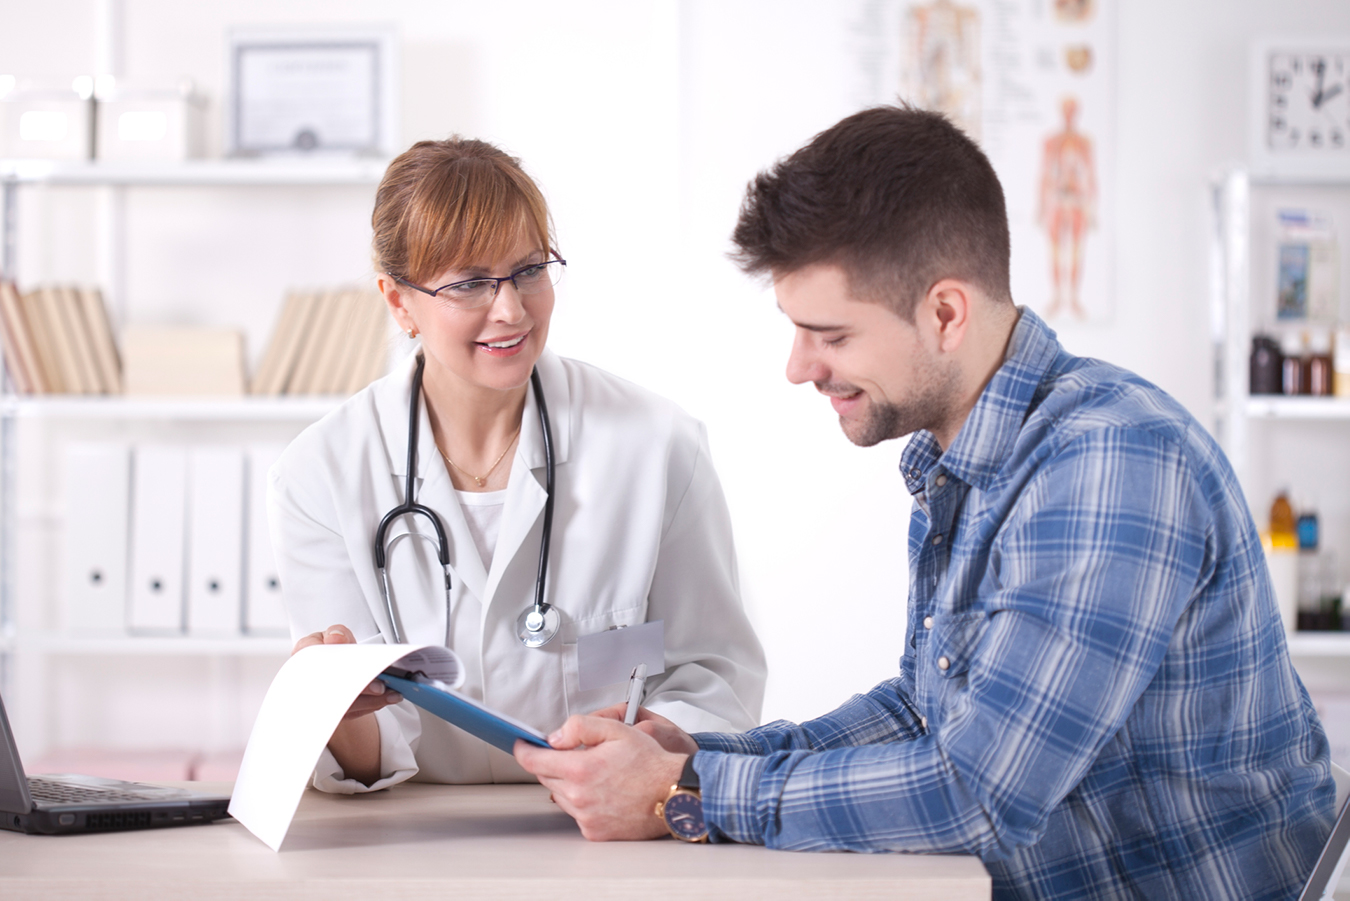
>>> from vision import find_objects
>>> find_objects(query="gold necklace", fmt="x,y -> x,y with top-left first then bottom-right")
440,426 -> 521,488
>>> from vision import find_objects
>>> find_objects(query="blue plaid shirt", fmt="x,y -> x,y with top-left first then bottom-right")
693,308 -> 1332,900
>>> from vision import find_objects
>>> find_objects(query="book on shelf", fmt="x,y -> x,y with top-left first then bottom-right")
0,281 -> 46,393
252,286 -> 389,396
0,280 -> 388,398
0,282 -> 121,395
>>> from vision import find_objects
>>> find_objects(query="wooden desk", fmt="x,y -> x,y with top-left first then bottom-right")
2,782 -> 991,899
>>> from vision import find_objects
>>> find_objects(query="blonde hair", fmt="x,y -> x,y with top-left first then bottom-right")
372,137 -> 556,284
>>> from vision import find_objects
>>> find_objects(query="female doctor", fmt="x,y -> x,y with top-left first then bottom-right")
269,137 -> 765,791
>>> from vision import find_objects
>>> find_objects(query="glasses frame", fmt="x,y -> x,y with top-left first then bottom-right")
389,257 -> 567,310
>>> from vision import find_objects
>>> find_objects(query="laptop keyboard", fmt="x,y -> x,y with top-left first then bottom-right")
27,777 -> 154,804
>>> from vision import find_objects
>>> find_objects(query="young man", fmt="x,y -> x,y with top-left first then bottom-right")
515,106 -> 1333,900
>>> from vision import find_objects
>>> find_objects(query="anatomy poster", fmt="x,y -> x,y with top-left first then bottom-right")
849,0 -> 1116,322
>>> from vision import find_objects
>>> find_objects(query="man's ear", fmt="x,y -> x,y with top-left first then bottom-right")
922,279 -> 974,354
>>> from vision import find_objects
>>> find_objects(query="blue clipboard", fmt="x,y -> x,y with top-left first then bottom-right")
377,674 -> 550,754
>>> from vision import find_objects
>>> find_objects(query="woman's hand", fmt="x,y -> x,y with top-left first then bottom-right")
291,624 -> 403,721
592,702 -> 698,756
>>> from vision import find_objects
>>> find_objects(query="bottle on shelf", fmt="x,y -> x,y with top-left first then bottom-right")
1280,332 -> 1306,395
1271,492 -> 1297,548
1335,325 -> 1350,399
1250,334 -> 1283,395
1265,490 -> 1299,634
1306,329 -> 1334,397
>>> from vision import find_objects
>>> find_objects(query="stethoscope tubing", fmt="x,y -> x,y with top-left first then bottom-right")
374,354 -> 556,647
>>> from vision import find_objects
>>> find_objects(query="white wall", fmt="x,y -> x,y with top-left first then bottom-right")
4,0 -> 1350,744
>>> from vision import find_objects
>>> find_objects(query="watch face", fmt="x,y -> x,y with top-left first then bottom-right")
662,791 -> 707,841
1266,48 -> 1350,153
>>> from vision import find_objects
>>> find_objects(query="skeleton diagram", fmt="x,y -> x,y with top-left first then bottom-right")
903,0 -> 981,139
1037,97 -> 1097,319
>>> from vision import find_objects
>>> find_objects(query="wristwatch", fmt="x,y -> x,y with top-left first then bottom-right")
655,754 -> 708,842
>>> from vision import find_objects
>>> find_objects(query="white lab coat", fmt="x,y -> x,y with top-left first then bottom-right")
268,349 -> 765,791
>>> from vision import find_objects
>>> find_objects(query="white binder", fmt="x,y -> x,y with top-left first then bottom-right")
186,447 -> 246,637
61,443 -> 131,634
244,443 -> 289,635
128,445 -> 188,634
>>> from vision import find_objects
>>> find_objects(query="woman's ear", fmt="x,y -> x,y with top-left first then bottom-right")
378,275 -> 418,337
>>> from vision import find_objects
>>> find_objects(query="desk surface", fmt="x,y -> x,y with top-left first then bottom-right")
2,782 -> 991,900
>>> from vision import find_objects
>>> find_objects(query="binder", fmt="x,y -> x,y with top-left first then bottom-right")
251,290 -> 317,396
56,285 -> 102,393
244,443 -> 289,635
186,447 -> 246,637
61,443 -> 131,634
43,285 -> 94,393
285,290 -> 340,395
122,326 -> 246,396
76,286 -> 121,394
19,288 -> 64,392
128,445 -> 188,634
0,281 -> 44,393
342,292 -> 392,394
308,290 -> 361,394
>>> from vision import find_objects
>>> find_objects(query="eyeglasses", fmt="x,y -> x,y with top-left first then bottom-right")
390,257 -> 567,310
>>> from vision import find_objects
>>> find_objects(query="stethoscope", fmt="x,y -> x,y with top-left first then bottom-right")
373,354 -> 560,649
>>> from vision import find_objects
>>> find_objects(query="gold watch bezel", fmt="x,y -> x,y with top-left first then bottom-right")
655,782 -> 709,843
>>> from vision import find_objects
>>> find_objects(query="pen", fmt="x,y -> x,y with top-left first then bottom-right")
623,663 -> 648,726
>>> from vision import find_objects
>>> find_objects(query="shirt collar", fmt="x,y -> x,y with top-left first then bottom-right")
900,306 -> 1063,495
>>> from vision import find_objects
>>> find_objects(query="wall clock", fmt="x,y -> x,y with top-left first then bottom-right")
1250,40 -> 1350,178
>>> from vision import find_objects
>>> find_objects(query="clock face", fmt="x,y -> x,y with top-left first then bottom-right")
1266,49 -> 1350,153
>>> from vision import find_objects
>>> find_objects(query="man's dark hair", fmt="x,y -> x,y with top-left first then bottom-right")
731,105 -> 1012,319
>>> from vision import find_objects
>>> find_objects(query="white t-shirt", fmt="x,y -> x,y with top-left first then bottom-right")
454,489 -> 507,571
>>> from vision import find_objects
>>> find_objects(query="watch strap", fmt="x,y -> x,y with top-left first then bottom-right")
678,754 -> 700,791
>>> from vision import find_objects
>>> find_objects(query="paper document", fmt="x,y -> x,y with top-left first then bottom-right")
230,643 -> 465,851
577,620 -> 665,691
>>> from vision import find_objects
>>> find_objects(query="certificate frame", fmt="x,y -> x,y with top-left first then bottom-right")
226,24 -> 398,157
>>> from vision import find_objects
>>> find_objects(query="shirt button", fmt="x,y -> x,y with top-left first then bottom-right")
937,656 -> 950,670
923,616 -> 933,629
932,534 -> 944,546
920,716 -> 928,730
935,474 -> 947,487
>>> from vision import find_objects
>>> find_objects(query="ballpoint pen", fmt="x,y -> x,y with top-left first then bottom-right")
623,663 -> 648,726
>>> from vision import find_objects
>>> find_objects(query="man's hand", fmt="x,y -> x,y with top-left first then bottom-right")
592,702 -> 699,756
515,715 -> 687,841
292,625 -> 402,720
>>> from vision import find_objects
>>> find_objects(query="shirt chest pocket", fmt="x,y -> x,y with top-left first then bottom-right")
918,610 -> 988,715
559,604 -> 647,717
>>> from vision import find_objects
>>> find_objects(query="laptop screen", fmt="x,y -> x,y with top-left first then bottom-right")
0,693 -> 35,815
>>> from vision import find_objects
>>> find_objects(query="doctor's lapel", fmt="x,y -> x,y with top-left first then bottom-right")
481,351 -> 573,614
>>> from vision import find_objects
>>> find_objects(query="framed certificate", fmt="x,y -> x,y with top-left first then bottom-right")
226,25 -> 398,157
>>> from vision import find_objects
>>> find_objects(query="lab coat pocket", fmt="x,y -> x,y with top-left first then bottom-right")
559,605 -> 646,717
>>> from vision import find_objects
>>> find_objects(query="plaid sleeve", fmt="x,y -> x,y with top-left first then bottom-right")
696,427 -> 1215,856
694,677 -> 927,756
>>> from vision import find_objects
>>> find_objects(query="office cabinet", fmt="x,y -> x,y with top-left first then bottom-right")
0,158 -> 385,767
1211,169 -> 1350,683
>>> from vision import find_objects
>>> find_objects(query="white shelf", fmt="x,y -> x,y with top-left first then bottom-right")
1286,633 -> 1350,657
1246,396 -> 1350,420
0,157 -> 388,187
0,395 -> 344,421
0,632 -> 291,656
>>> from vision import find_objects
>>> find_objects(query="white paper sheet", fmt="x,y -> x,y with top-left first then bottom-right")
576,620 -> 665,692
228,643 -> 462,851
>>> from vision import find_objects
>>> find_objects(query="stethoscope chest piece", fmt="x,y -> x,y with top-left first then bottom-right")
516,604 -> 561,648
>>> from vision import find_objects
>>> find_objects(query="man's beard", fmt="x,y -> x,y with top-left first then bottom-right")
822,364 -> 959,448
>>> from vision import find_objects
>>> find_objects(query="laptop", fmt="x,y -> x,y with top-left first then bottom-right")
0,691 -> 231,835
